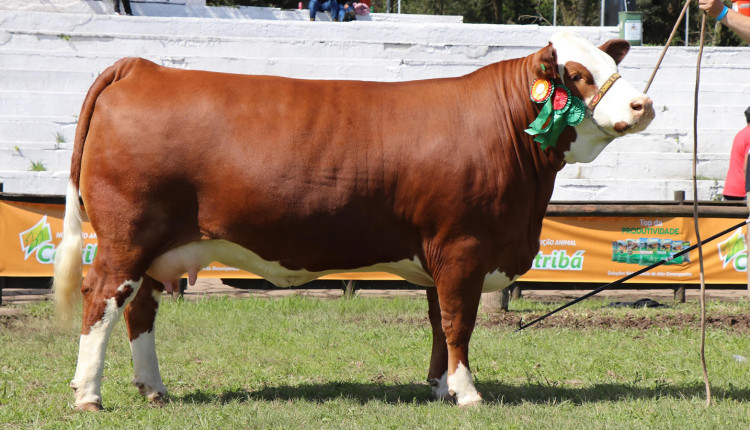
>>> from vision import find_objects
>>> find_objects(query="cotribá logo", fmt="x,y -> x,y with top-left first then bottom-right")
532,250 -> 585,271
18,216 -> 97,264
717,228 -> 747,272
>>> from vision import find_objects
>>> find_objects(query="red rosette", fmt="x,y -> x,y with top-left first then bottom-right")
529,78 -> 553,103
552,86 -> 571,111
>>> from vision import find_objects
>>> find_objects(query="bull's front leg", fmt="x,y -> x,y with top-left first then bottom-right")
70,268 -> 143,411
437,285 -> 483,406
124,275 -> 167,404
427,245 -> 485,406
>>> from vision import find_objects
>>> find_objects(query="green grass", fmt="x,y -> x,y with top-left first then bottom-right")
2,296 -> 750,429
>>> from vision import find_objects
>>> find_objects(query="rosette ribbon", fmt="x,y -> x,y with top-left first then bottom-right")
525,79 -> 587,151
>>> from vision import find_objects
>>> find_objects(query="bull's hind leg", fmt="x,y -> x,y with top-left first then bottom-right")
124,275 -> 167,404
426,287 -> 450,400
70,263 -> 143,411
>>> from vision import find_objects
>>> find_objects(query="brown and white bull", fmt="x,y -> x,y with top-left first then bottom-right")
54,31 -> 653,410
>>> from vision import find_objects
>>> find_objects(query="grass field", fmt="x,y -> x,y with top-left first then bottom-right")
3,294 -> 750,429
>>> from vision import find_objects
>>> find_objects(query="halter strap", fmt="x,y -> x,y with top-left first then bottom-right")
587,72 -> 621,112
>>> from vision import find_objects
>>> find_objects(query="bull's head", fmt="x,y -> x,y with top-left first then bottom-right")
549,31 -> 655,163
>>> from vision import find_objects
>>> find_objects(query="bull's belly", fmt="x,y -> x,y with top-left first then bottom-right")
146,239 -> 516,293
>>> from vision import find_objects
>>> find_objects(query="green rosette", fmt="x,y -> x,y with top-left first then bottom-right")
526,83 -> 587,151
566,96 -> 586,126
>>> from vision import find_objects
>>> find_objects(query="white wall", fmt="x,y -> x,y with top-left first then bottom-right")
0,2 -> 747,201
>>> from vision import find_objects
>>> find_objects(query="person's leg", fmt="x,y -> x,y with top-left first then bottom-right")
330,1 -> 342,21
122,0 -> 133,15
113,0 -> 121,14
309,0 -> 321,20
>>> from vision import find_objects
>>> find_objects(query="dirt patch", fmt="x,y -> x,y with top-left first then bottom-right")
0,308 -> 24,328
480,312 -> 750,333
0,308 -> 22,317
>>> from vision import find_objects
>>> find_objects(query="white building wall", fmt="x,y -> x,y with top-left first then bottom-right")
0,1 -> 747,200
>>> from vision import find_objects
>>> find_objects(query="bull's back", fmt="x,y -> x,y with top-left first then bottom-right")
85,58 -> 468,195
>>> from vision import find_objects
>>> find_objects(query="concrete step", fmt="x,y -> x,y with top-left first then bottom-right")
0,147 -> 71,172
559,152 -> 728,182
607,130 -> 733,155
0,91 -> 84,117
0,170 -> 70,194
0,68 -> 98,93
0,10 -> 613,48
0,115 -> 78,144
552,178 -> 724,202
618,46 -> 750,69
0,28 -> 539,65
645,104 -> 748,134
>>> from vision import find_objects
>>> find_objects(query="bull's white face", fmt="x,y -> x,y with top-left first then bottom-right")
550,31 -> 654,163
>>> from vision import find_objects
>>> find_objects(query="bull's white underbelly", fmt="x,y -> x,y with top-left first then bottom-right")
146,239 -> 516,293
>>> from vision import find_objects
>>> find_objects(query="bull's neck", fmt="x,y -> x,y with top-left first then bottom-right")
479,59 -> 569,195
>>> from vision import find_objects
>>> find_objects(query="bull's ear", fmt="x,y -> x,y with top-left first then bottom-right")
599,39 -> 630,65
533,42 -> 559,80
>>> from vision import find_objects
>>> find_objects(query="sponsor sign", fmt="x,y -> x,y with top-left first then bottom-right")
1,200 -> 748,283
522,216 -> 748,284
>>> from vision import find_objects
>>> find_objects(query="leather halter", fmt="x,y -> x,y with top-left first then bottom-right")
587,72 -> 621,112
585,72 -> 621,137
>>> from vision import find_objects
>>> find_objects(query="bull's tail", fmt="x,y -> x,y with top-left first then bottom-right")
53,59 -> 132,325
53,181 -> 84,325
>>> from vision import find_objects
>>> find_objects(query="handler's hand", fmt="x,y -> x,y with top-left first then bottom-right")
699,0 -> 727,19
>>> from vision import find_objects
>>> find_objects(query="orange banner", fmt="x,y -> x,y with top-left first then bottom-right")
2,200 -> 748,284
521,216 -> 747,284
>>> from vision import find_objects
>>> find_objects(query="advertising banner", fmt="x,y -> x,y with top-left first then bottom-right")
2,200 -> 748,284
522,216 -> 748,284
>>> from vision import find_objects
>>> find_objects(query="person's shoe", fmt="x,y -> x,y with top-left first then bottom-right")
310,17 -> 315,21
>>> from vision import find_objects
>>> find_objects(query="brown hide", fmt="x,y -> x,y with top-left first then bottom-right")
76,47 -> 572,287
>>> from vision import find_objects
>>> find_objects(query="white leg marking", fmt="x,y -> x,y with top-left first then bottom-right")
447,362 -> 482,406
130,331 -> 167,400
130,289 -> 166,401
429,371 -> 451,401
70,279 -> 142,408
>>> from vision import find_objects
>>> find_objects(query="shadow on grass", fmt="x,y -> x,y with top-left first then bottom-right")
173,380 -> 750,406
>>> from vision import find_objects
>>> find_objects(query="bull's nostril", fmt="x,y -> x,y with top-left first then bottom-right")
631,101 -> 643,112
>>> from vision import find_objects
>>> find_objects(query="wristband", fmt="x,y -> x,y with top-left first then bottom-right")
716,5 -> 729,21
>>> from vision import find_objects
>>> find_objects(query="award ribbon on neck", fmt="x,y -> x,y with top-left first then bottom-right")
525,78 -> 586,151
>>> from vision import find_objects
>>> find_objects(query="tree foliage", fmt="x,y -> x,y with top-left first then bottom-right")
208,0 -> 745,46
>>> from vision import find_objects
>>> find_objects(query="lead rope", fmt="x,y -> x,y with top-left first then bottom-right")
643,1 -> 711,406
644,1 -> 712,407
643,0 -> 692,93
693,11 -> 712,408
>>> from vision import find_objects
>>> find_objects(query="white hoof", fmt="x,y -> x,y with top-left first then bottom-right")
429,372 -> 451,401
447,362 -> 483,406
133,378 -> 167,402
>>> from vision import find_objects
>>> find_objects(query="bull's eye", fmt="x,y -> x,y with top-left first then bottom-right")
571,74 -> 582,82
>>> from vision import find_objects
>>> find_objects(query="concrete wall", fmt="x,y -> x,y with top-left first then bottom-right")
0,2 -> 748,201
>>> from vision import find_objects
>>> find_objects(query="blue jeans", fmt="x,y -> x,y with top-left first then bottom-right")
309,0 -> 343,21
